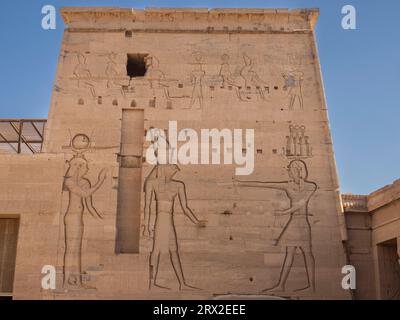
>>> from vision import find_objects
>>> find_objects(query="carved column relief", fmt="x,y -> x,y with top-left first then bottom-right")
285,125 -> 312,159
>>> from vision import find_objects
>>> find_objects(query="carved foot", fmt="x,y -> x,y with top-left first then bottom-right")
293,285 -> 315,293
260,283 -> 285,294
179,283 -> 201,291
152,282 -> 171,290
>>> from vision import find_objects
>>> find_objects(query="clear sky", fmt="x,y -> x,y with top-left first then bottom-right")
0,0 -> 399,195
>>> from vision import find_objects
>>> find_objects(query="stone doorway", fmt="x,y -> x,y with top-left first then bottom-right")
0,217 -> 19,299
377,238 -> 400,299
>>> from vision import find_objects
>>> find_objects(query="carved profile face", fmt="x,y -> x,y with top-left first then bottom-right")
145,55 -> 157,69
288,160 -> 308,183
221,54 -> 230,63
192,51 -> 203,63
152,164 -> 180,182
243,54 -> 252,66
164,164 -> 180,180
109,52 -> 117,61
157,164 -> 179,180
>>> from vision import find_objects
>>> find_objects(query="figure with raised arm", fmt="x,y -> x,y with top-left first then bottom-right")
73,52 -> 97,98
63,154 -> 107,289
282,71 -> 304,110
240,54 -> 267,100
235,160 -> 317,293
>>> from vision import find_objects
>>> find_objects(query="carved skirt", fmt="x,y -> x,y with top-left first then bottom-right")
276,214 -> 312,249
152,212 -> 178,253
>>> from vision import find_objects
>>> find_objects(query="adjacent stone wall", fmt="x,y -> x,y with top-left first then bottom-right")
343,181 -> 400,300
0,155 -> 64,299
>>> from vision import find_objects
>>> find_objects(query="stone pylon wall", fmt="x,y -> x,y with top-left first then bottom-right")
12,8 -> 350,299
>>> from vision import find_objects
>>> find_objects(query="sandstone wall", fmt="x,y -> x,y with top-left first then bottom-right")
3,8 -> 351,299
0,155 -> 64,299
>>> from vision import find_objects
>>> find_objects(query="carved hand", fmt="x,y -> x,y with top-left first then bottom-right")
196,220 -> 207,228
232,177 -> 241,186
142,224 -> 153,237
98,168 -> 108,182
274,209 -> 291,216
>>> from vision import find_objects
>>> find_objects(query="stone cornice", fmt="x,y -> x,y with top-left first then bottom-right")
342,179 -> 400,213
60,7 -> 319,33
367,179 -> 400,212
342,194 -> 369,213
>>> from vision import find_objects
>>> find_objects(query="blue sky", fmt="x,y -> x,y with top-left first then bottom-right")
0,0 -> 399,194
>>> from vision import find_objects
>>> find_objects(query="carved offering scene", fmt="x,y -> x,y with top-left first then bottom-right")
234,160 -> 317,295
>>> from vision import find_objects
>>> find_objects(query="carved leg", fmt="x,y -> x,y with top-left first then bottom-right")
63,216 -> 84,289
170,251 -> 199,290
289,94 -> 295,110
150,251 -> 170,290
189,87 -> 196,107
295,247 -> 316,292
299,91 -> 304,109
262,246 -> 296,293
198,94 -> 203,109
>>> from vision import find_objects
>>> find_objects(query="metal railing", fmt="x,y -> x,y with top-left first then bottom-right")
0,119 -> 46,154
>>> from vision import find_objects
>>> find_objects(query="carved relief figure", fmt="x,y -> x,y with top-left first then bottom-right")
62,134 -> 107,289
282,71 -> 304,110
235,160 -> 317,293
189,52 -> 206,109
73,53 -> 96,98
143,164 -> 206,290
219,54 -> 242,100
144,54 -> 172,104
105,52 -> 126,97
239,54 -> 267,100
219,54 -> 235,86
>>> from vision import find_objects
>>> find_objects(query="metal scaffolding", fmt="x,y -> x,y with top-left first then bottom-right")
0,119 -> 46,154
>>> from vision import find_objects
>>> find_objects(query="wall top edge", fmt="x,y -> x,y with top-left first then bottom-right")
60,7 -> 319,31
367,179 -> 400,212
342,178 -> 400,213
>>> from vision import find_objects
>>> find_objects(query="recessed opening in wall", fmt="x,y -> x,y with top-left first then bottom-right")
126,53 -> 148,78
0,217 -> 20,298
115,109 -> 145,254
